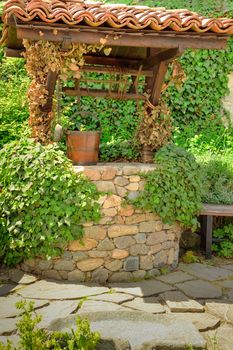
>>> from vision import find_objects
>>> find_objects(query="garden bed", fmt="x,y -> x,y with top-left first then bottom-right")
20,163 -> 182,283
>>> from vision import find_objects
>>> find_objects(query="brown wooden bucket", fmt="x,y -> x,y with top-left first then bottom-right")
141,146 -> 154,163
66,131 -> 100,165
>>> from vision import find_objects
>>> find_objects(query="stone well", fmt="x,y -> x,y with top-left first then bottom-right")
21,163 -> 182,283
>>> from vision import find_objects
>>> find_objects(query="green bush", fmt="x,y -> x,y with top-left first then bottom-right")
0,48 -> 30,148
99,138 -> 139,162
197,154 -> 233,204
212,223 -> 233,257
134,144 -> 203,230
0,301 -> 100,350
0,138 -> 100,266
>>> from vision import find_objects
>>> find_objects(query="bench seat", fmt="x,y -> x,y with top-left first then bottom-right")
200,204 -> 233,259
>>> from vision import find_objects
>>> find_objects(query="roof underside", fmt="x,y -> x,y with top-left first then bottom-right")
2,0 -> 233,34
1,0 -> 233,56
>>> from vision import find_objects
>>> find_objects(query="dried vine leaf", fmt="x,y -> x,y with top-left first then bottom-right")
23,40 -> 102,144
137,99 -> 172,151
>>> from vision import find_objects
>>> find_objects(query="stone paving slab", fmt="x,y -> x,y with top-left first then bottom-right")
38,301 -> 79,328
0,284 -> 23,296
204,324 -> 233,350
0,295 -> 49,318
122,296 -> 165,314
108,280 -> 175,297
155,271 -> 196,285
0,335 -> 19,346
228,290 -> 233,300
0,318 -> 18,336
160,291 -> 204,312
175,280 -> 222,299
17,280 -> 109,300
179,263 -> 233,281
90,292 -> 134,304
78,300 -> 124,314
49,311 -> 206,350
220,264 -> 233,271
205,300 -> 233,324
171,312 -> 220,331
8,269 -> 37,285
216,280 -> 233,289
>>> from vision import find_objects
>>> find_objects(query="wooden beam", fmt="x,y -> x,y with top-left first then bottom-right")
15,25 -> 228,50
41,70 -> 58,112
84,55 -> 142,67
63,87 -> 146,100
143,47 -> 183,69
146,61 -> 169,106
5,48 -> 24,58
82,65 -> 153,77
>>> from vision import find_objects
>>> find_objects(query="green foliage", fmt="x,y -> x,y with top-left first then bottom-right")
61,94 -> 140,142
0,138 -> 100,266
197,154 -> 233,205
134,144 -> 203,230
182,250 -> 199,264
0,47 -> 30,148
212,223 -> 233,257
0,301 -> 100,350
99,138 -> 139,161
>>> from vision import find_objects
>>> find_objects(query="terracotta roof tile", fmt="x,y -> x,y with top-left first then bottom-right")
2,0 -> 233,34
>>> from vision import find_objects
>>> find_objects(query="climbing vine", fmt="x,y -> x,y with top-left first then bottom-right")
23,40 -> 102,144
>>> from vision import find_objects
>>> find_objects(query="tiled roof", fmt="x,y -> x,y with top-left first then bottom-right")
2,0 -> 233,34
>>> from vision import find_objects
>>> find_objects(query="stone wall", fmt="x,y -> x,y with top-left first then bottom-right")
21,163 -> 182,283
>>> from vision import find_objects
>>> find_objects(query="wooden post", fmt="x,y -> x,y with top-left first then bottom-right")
200,215 -> 213,259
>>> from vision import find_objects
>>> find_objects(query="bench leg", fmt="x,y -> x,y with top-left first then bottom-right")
200,215 -> 213,259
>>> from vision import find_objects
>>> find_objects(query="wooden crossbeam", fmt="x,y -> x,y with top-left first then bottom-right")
15,24 -> 228,50
143,47 -> 183,69
63,87 -> 146,100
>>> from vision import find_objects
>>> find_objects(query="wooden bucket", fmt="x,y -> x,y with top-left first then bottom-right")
141,146 -> 154,163
66,131 -> 100,165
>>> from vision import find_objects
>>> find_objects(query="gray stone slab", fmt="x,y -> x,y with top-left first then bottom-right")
123,297 -> 165,314
0,271 -> 9,282
17,280 -> 109,300
8,269 -> 37,285
176,280 -> 222,299
90,292 -> 134,304
204,324 -> 233,350
49,311 -> 206,350
216,280 -> 233,289
156,271 -> 196,284
38,301 -> 78,328
179,263 -> 233,281
228,290 -> 233,300
108,280 -> 175,297
205,300 -> 233,324
0,284 -> 22,296
220,264 -> 233,271
160,291 -> 204,312
172,312 -> 220,331
0,335 -> 19,346
78,300 -> 124,315
0,318 -> 17,335
0,295 -> 49,318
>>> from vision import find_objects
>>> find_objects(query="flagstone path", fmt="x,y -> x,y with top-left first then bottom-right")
1,262 -> 233,349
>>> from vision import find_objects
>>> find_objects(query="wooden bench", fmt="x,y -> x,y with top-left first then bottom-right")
200,204 -> 233,259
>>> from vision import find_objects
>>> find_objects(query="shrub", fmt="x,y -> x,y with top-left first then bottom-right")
0,138 -> 100,266
0,48 -> 30,148
197,153 -> 233,205
212,223 -> 233,257
134,144 -> 203,230
0,301 -> 100,350
99,138 -> 139,162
